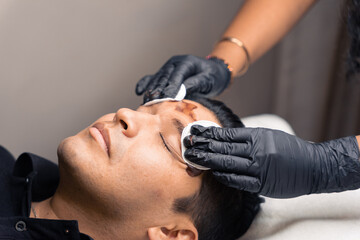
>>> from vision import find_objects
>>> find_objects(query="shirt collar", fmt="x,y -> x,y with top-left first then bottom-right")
13,152 -> 60,202
10,153 -> 94,240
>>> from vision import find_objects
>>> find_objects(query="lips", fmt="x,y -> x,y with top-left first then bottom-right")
89,123 -> 111,156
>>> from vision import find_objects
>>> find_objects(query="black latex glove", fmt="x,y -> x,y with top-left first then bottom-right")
184,126 -> 360,198
135,55 -> 231,104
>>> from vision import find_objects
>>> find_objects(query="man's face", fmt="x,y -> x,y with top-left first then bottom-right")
57,100 -> 220,219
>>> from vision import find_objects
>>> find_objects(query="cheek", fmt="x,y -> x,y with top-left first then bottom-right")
132,150 -> 201,199
113,146 -> 190,200
123,146 -> 175,186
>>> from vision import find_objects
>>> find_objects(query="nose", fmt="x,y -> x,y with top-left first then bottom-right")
114,108 -> 142,138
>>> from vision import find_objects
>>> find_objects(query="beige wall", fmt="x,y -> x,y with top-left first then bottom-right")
0,0 -> 245,161
0,0 -> 342,162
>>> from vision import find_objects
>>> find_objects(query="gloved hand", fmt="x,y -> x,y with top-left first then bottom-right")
184,126 -> 360,198
135,55 -> 231,104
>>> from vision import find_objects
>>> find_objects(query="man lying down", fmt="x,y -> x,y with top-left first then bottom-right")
0,98 -> 262,240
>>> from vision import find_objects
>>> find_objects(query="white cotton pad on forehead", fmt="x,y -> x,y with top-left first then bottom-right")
143,84 -> 186,106
181,120 -> 221,170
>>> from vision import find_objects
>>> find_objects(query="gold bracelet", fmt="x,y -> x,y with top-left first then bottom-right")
218,37 -> 250,76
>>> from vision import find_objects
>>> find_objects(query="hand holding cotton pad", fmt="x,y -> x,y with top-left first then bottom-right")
142,85 -> 221,170
143,84 -> 186,106
181,120 -> 221,170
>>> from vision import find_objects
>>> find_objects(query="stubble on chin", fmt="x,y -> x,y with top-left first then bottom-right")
57,134 -> 86,168
58,136 -> 73,160
56,134 -> 93,192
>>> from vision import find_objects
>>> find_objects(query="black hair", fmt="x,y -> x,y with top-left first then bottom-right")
172,97 -> 263,240
345,0 -> 360,80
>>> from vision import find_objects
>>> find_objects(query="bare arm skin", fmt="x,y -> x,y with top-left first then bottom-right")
210,0 -> 318,78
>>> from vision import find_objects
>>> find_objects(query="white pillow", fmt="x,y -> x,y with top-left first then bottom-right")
239,114 -> 360,240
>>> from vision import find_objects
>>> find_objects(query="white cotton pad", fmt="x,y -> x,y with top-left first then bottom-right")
181,120 -> 221,170
143,84 -> 186,106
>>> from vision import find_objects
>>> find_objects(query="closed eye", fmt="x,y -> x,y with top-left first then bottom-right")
159,133 -> 171,153
159,133 -> 186,165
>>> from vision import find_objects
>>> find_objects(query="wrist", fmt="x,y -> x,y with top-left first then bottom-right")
211,37 -> 251,77
313,136 -> 360,193
356,135 -> 360,150
210,41 -> 248,79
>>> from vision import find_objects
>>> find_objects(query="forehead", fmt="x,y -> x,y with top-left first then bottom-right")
138,100 -> 221,125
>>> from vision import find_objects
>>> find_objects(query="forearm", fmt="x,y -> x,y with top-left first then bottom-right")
210,0 -> 317,77
313,135 -> 360,193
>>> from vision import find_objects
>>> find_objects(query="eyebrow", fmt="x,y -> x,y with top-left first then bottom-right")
172,118 -> 185,136
145,102 -> 185,135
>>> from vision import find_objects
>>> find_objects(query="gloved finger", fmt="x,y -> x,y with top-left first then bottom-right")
185,136 -> 251,157
143,88 -> 161,104
143,66 -> 175,103
183,135 -> 219,148
136,75 -> 153,95
162,62 -> 196,98
150,65 -> 175,98
142,72 -> 163,103
183,135 -> 194,148
183,73 -> 213,97
212,171 -> 261,192
184,149 -> 252,173
191,125 -> 254,143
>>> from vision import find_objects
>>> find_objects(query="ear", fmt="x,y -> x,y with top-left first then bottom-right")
148,226 -> 198,240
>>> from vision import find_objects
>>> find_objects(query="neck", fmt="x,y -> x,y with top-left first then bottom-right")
31,192 -> 149,240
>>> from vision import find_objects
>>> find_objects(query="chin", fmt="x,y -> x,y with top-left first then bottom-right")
57,136 -> 75,163
57,136 -> 110,207
57,134 -> 95,187
57,134 -> 87,164
58,132 -> 105,173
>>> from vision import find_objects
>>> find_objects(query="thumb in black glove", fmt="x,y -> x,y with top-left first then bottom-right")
135,55 -> 231,104
184,126 -> 360,198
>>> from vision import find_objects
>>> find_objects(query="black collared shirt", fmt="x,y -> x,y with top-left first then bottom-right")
0,145 -> 93,240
